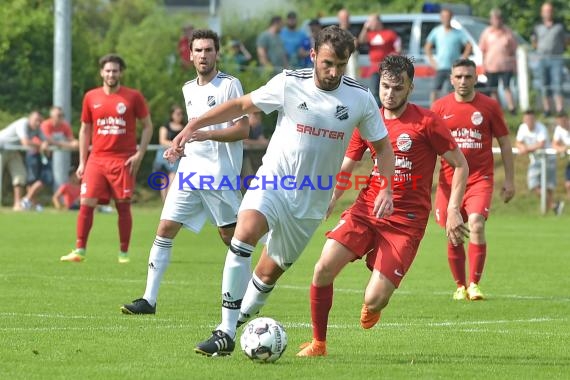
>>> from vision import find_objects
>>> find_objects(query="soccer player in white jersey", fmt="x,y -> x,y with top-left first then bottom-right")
166,25 -> 395,357
121,29 -> 249,315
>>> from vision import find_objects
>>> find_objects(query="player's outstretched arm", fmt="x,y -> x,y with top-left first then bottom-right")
172,94 -> 259,153
497,135 -> 515,203
369,137 -> 395,218
441,148 -> 469,246
187,115 -> 250,143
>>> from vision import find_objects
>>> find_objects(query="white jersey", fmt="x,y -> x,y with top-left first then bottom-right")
179,71 -> 245,188
250,68 -> 388,219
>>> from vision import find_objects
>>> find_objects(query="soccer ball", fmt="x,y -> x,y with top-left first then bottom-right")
240,317 -> 288,363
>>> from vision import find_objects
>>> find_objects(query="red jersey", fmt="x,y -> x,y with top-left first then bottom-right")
367,29 -> 400,64
431,92 -> 508,186
57,182 -> 80,208
81,86 -> 149,159
41,119 -> 74,141
345,104 -> 457,227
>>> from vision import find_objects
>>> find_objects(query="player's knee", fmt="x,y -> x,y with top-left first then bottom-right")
468,216 -> 485,235
156,220 -> 180,239
80,198 -> 98,207
364,293 -> 390,313
313,260 -> 335,285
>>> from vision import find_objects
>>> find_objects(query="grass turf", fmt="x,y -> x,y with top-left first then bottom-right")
0,208 -> 568,379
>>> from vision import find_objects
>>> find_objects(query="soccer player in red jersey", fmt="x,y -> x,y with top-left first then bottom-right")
431,58 -> 515,301
60,54 -> 153,263
297,55 -> 469,357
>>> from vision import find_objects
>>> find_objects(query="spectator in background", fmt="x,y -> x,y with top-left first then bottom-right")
358,13 -> 401,105
41,106 -> 78,191
531,2 -> 569,117
479,8 -> 518,115
552,111 -> 570,207
21,111 -> 52,211
425,8 -> 472,104
0,113 -> 36,211
516,110 -> 559,214
302,19 -> 322,68
229,39 -> 252,71
52,168 -> 81,210
280,11 -> 309,69
257,16 -> 288,72
153,104 -> 185,201
241,111 -> 269,186
337,7 -> 359,79
178,24 -> 195,71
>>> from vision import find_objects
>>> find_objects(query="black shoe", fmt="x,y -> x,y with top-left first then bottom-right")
121,298 -> 156,315
194,330 -> 235,357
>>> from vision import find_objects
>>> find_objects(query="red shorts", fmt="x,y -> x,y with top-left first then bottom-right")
81,157 -> 134,201
434,180 -> 493,227
326,207 -> 425,288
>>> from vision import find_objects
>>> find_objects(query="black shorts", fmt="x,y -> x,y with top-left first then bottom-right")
432,69 -> 451,91
486,71 -> 514,92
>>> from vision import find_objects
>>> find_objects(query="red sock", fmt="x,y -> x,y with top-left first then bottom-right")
447,242 -> 466,287
116,202 -> 132,253
310,284 -> 333,342
468,242 -> 486,284
76,205 -> 95,249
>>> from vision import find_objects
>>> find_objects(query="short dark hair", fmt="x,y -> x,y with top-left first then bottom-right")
452,58 -> 476,69
269,16 -> 282,26
287,11 -> 297,19
190,29 -> 220,52
314,25 -> 355,60
556,111 -> 568,118
524,109 -> 535,115
99,54 -> 126,70
380,55 -> 415,81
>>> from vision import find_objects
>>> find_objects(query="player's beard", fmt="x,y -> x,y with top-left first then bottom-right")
105,78 -> 119,89
315,69 -> 341,91
196,60 -> 216,77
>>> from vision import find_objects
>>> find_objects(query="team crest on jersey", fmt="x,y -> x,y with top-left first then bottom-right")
471,111 -> 483,126
207,96 -> 216,107
116,102 -> 126,115
335,105 -> 349,120
396,133 -> 412,152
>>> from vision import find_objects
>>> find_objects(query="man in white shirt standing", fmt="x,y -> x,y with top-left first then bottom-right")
121,29 -> 249,315
516,109 -> 558,214
168,25 -> 395,357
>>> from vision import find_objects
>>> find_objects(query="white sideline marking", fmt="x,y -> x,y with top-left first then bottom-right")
0,313 -> 565,333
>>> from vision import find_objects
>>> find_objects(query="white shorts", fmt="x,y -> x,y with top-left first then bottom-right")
239,189 -> 322,270
161,187 -> 242,233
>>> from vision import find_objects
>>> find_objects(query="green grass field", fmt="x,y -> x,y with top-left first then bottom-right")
1,208 -> 568,379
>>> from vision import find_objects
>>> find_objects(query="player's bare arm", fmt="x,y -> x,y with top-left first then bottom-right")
497,135 -> 515,203
327,156 -> 359,219
441,147 -> 470,246
168,94 -> 260,161
188,116 -> 250,143
76,121 -> 92,179
369,136 -> 395,218
125,114 -> 153,176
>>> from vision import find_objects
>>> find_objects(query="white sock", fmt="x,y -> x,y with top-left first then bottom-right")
142,236 -> 173,306
239,272 -> 275,324
217,238 -> 254,338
